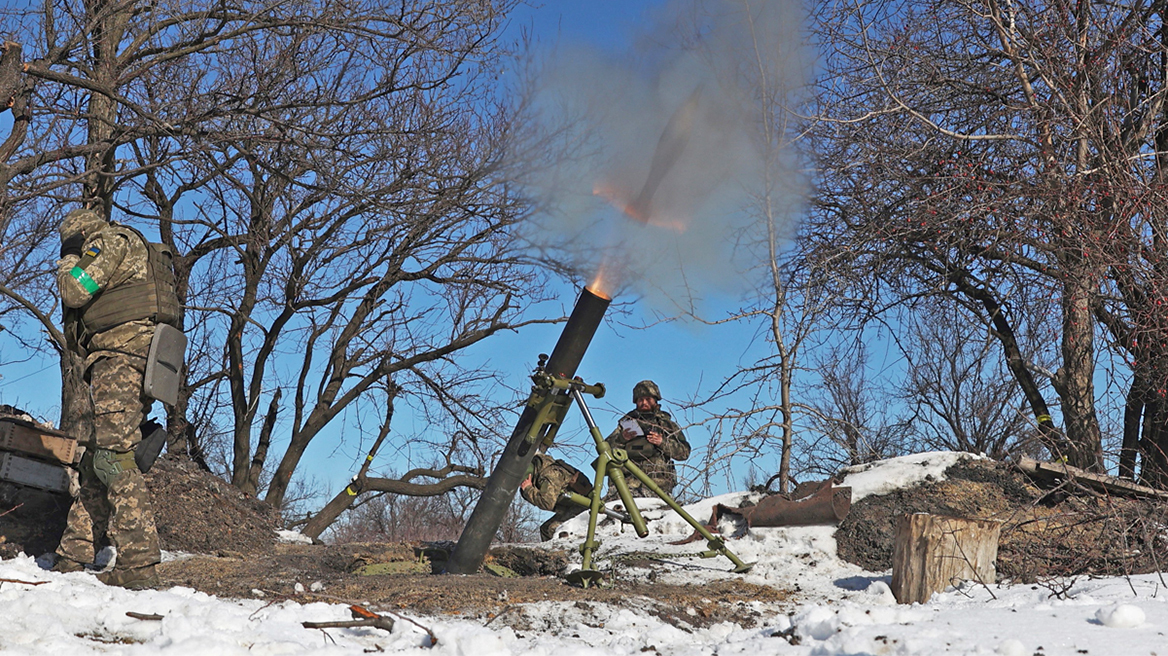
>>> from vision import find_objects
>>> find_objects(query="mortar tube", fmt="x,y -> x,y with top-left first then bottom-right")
444,286 -> 611,575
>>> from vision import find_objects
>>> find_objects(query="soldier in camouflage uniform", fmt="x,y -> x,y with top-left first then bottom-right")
519,453 -> 592,541
605,380 -> 690,498
52,208 -> 178,589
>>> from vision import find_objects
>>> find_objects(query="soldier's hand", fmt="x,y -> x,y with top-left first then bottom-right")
622,428 -> 639,441
520,477 -> 532,491
646,430 -> 663,446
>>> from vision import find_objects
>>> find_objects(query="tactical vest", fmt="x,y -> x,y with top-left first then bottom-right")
81,224 -> 181,334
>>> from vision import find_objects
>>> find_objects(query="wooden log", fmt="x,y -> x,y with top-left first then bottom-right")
1017,457 -> 1168,500
0,418 -> 78,465
891,513 -> 1001,605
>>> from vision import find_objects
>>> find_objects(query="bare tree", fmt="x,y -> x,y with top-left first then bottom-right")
663,0 -> 828,495
327,489 -> 537,544
798,0 -> 1168,475
801,343 -> 911,474
896,303 -> 1049,460
0,1 -> 571,514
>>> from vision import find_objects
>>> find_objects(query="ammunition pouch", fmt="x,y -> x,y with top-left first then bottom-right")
92,448 -> 137,487
622,436 -> 658,457
136,419 -> 167,473
143,324 -> 187,405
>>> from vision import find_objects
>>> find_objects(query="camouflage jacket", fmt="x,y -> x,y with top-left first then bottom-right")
57,224 -> 156,364
605,407 -> 690,489
521,454 -> 587,511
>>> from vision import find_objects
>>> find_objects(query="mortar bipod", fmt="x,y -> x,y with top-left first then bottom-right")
563,384 -> 754,588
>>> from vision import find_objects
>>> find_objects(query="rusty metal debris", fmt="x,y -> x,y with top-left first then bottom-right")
671,480 -> 852,545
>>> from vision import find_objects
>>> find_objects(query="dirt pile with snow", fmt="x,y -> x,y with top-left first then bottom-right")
835,456 -> 1168,581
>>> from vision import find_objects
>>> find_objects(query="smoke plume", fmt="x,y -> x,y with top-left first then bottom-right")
522,0 -> 808,312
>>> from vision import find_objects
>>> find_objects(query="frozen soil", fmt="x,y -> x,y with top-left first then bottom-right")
9,450 -> 1167,625
834,457 -> 1168,581
158,542 -> 790,629
151,455 -> 791,625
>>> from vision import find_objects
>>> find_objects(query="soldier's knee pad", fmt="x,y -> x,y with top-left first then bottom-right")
91,448 -> 137,488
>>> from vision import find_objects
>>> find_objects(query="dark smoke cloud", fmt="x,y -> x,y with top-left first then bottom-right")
523,0 -> 808,313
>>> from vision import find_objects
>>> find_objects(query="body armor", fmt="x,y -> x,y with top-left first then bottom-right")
79,224 -> 180,334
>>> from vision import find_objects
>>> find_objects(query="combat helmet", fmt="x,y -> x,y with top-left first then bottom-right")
632,379 -> 661,402
59,208 -> 107,241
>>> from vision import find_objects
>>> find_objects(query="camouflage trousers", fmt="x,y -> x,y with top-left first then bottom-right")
603,463 -> 675,501
57,335 -> 160,570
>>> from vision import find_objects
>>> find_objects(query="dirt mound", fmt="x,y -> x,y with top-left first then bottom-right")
0,484 -> 71,559
835,458 -> 1168,582
146,454 -> 281,556
1,453 -> 280,559
158,541 -> 790,625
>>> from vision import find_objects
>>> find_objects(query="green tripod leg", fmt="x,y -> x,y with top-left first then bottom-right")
567,448 -> 610,588
565,386 -> 753,585
613,454 -> 754,573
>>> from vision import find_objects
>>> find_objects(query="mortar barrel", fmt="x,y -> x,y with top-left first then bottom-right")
444,286 -> 611,575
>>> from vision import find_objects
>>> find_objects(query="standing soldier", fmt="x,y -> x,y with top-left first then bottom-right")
519,453 -> 592,541
606,380 -> 690,498
52,207 -> 181,589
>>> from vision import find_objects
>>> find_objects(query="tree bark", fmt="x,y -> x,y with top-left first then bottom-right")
1052,275 -> 1104,471
240,388 -> 280,497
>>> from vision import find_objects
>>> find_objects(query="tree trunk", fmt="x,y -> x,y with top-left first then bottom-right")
1053,276 -> 1104,471
1121,374 -> 1146,480
59,344 -> 94,445
301,388 -> 397,538
949,272 -> 1065,453
240,389 -> 280,497
1141,399 -> 1168,488
891,513 -> 1001,604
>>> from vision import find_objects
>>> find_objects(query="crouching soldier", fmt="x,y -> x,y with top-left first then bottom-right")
53,207 -> 181,589
519,454 -> 593,541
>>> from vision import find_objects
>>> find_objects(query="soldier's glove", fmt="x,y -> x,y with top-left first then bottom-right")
60,234 -> 85,258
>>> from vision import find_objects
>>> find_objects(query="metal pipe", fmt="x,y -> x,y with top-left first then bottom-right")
444,286 -> 611,575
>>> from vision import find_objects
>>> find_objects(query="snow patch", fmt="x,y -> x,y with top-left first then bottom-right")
3,451 -> 1166,655
1096,603 -> 1146,628
838,450 -> 981,501
275,529 -> 314,544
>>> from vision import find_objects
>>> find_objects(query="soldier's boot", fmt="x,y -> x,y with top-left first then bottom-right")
539,518 -> 562,542
98,564 -> 159,590
51,557 -> 87,573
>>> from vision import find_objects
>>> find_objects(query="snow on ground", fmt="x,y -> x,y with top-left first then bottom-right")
2,450 -> 1165,655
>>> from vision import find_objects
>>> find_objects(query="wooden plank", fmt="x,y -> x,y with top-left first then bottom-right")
891,513 -> 1001,605
0,451 -> 71,494
0,418 -> 78,465
1017,457 -> 1168,501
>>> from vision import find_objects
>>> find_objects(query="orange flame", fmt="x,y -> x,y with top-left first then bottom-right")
587,264 -> 613,300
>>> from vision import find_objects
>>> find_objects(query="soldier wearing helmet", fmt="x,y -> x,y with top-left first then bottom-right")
605,379 -> 691,497
52,207 -> 180,590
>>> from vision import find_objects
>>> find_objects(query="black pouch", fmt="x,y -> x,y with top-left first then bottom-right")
135,419 -> 166,473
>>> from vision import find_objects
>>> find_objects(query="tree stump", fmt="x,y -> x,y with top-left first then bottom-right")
890,513 -> 1001,604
